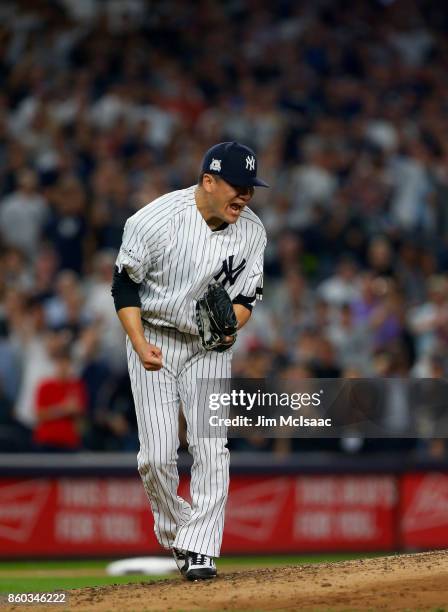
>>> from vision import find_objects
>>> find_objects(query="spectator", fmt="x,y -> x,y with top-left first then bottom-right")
84,250 -> 126,373
327,303 -> 372,372
1,247 -> 33,292
11,297 -> 58,430
33,347 -> 87,451
44,174 -> 88,274
31,244 -> 59,302
0,169 -> 49,259
43,270 -> 90,331
287,144 -> 338,229
87,372 -> 137,451
318,256 -> 360,308
408,275 -> 448,359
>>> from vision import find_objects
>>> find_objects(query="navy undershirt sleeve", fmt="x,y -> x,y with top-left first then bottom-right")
232,292 -> 255,312
111,265 -> 142,312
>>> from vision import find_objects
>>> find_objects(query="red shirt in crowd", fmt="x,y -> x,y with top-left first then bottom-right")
33,378 -> 87,449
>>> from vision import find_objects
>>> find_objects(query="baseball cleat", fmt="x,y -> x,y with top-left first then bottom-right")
182,552 -> 217,581
172,548 -> 188,574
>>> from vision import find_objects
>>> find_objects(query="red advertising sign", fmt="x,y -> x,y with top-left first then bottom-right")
222,475 -> 397,552
0,474 -> 397,558
401,472 -> 448,549
0,478 -> 156,556
293,475 -> 397,551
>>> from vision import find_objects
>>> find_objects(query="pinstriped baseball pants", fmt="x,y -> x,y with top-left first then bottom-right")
126,325 -> 231,558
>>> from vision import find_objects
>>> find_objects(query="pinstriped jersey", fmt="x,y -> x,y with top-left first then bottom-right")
116,185 -> 266,334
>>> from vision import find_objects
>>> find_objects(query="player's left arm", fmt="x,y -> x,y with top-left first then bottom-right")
233,303 -> 252,329
232,232 -> 266,331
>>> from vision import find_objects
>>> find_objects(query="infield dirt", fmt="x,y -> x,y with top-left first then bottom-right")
5,550 -> 448,611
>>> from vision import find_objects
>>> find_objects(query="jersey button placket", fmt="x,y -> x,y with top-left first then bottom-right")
208,232 -> 217,264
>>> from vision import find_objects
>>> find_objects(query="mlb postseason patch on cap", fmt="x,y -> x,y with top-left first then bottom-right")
209,159 -> 222,172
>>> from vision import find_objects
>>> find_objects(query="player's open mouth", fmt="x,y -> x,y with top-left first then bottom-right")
230,204 -> 241,212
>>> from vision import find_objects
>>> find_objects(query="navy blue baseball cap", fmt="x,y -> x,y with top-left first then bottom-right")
201,141 -> 270,188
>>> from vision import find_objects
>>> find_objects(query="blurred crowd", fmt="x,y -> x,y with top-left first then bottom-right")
0,0 -> 448,456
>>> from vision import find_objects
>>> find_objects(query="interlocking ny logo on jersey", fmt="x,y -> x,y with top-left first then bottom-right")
245,155 -> 255,171
214,255 -> 247,287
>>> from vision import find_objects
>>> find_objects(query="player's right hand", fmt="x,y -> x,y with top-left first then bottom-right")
135,340 -> 163,371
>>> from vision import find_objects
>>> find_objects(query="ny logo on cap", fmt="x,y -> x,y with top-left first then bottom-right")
210,158 -> 221,172
245,155 -> 255,171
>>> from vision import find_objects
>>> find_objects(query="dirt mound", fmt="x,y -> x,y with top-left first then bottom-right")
9,550 -> 448,612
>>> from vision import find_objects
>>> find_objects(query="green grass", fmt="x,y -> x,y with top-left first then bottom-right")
0,553 -> 387,594
0,574 -> 166,593
0,559 -> 107,571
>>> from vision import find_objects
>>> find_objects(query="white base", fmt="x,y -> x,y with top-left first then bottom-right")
106,556 -> 178,576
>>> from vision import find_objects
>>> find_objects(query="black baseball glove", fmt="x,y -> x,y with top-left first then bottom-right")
196,282 -> 238,352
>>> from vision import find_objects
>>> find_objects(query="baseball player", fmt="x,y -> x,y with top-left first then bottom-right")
112,142 -> 268,580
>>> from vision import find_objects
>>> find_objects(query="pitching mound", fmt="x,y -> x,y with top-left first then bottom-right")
13,550 -> 448,612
